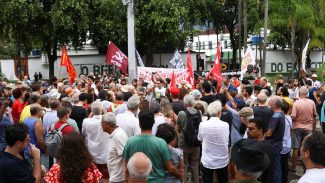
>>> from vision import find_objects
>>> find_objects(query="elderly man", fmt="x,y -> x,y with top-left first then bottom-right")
123,110 -> 182,182
82,101 -> 109,182
265,96 -> 285,183
43,100 -> 60,131
198,100 -> 229,183
101,112 -> 128,183
291,86 -> 317,172
149,100 -> 165,135
230,139 -> 270,183
177,94 -> 201,183
252,93 -> 273,127
127,152 -> 152,183
298,132 -> 325,183
116,95 -> 141,137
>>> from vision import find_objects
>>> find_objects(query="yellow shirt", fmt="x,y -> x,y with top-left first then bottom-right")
19,105 -> 31,123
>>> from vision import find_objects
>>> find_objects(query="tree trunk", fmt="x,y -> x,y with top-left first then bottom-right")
227,25 -> 237,70
238,0 -> 242,68
243,0 -> 248,52
47,40 -> 57,79
290,24 -> 296,78
262,0 -> 268,76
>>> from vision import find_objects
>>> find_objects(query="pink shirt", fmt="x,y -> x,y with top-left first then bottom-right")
291,98 -> 317,130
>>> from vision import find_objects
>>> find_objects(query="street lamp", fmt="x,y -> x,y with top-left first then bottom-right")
122,0 -> 136,81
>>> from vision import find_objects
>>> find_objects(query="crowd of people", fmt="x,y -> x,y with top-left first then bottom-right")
0,70 -> 324,183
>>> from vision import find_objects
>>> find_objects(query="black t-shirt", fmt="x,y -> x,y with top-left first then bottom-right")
172,101 -> 186,115
201,94 -> 216,105
252,106 -> 274,127
221,109 -> 233,145
0,151 -> 35,183
70,106 -> 87,131
258,140 -> 274,183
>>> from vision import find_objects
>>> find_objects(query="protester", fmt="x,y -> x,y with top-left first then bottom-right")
70,93 -> 88,131
44,132 -> 102,182
116,95 -> 141,137
82,101 -> 109,182
127,152 -> 152,183
290,86 -> 317,172
231,139 -> 270,183
298,132 -> 325,183
12,88 -> 26,124
0,124 -> 42,183
123,110 -> 182,182
198,100 -> 229,183
176,94 -> 201,183
101,112 -> 128,183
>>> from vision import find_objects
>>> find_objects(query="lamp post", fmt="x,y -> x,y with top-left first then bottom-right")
122,0 -> 136,81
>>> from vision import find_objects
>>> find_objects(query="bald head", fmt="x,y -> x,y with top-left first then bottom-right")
30,103 -> 43,116
299,86 -> 308,97
257,92 -> 268,104
127,152 -> 152,181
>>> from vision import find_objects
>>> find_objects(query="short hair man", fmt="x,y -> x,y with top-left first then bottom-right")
176,94 -> 201,183
231,139 -> 270,183
291,86 -> 317,172
127,152 -> 152,183
82,101 -> 109,181
0,124 -> 41,182
247,118 -> 274,183
198,100 -> 229,183
251,93 -> 274,128
265,96 -> 285,183
298,132 -> 325,183
123,110 -> 182,182
101,112 -> 128,183
19,92 -> 41,123
116,95 -> 141,137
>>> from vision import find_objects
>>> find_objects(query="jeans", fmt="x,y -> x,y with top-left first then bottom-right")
281,152 -> 289,183
201,165 -> 228,183
273,149 -> 282,183
181,145 -> 200,183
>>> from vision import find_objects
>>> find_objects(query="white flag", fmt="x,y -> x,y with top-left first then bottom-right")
240,46 -> 256,79
136,50 -> 145,67
301,39 -> 310,73
169,48 -> 184,69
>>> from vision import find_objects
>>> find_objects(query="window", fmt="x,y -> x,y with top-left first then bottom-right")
202,42 -> 205,50
209,41 -> 212,49
224,41 -> 228,48
195,42 -> 199,50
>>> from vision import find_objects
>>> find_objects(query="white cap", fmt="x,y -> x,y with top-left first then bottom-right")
311,74 -> 317,78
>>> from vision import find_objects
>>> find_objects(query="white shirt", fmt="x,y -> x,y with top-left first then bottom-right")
155,87 -> 166,98
116,111 -> 141,137
312,80 -> 321,88
82,115 -> 109,164
298,168 -> 325,183
43,110 -> 58,131
107,127 -> 128,182
198,117 -> 229,169
152,114 -> 165,135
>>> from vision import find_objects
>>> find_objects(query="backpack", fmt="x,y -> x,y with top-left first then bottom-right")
45,123 -> 69,158
183,110 -> 202,147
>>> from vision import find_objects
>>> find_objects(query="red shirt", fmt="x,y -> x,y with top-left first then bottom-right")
12,99 -> 25,124
54,121 -> 75,135
44,163 -> 102,183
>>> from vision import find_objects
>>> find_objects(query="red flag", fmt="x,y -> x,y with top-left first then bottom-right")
60,47 -> 69,66
186,48 -> 195,88
106,42 -> 128,74
170,71 -> 176,88
207,42 -> 223,85
60,47 -> 76,84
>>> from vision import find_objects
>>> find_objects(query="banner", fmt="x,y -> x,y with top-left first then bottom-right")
241,46 -> 256,79
106,42 -> 128,74
137,67 -> 186,84
301,39 -> 310,73
169,48 -> 184,69
13,57 -> 28,80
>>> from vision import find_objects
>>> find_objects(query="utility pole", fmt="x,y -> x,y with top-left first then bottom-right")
123,0 -> 136,81
262,0 -> 268,76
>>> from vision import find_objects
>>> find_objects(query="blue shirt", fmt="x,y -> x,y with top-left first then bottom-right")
23,117 -> 46,156
0,115 -> 13,151
266,112 -> 285,153
281,115 -> 292,154
43,110 -> 58,131
229,108 -> 243,145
